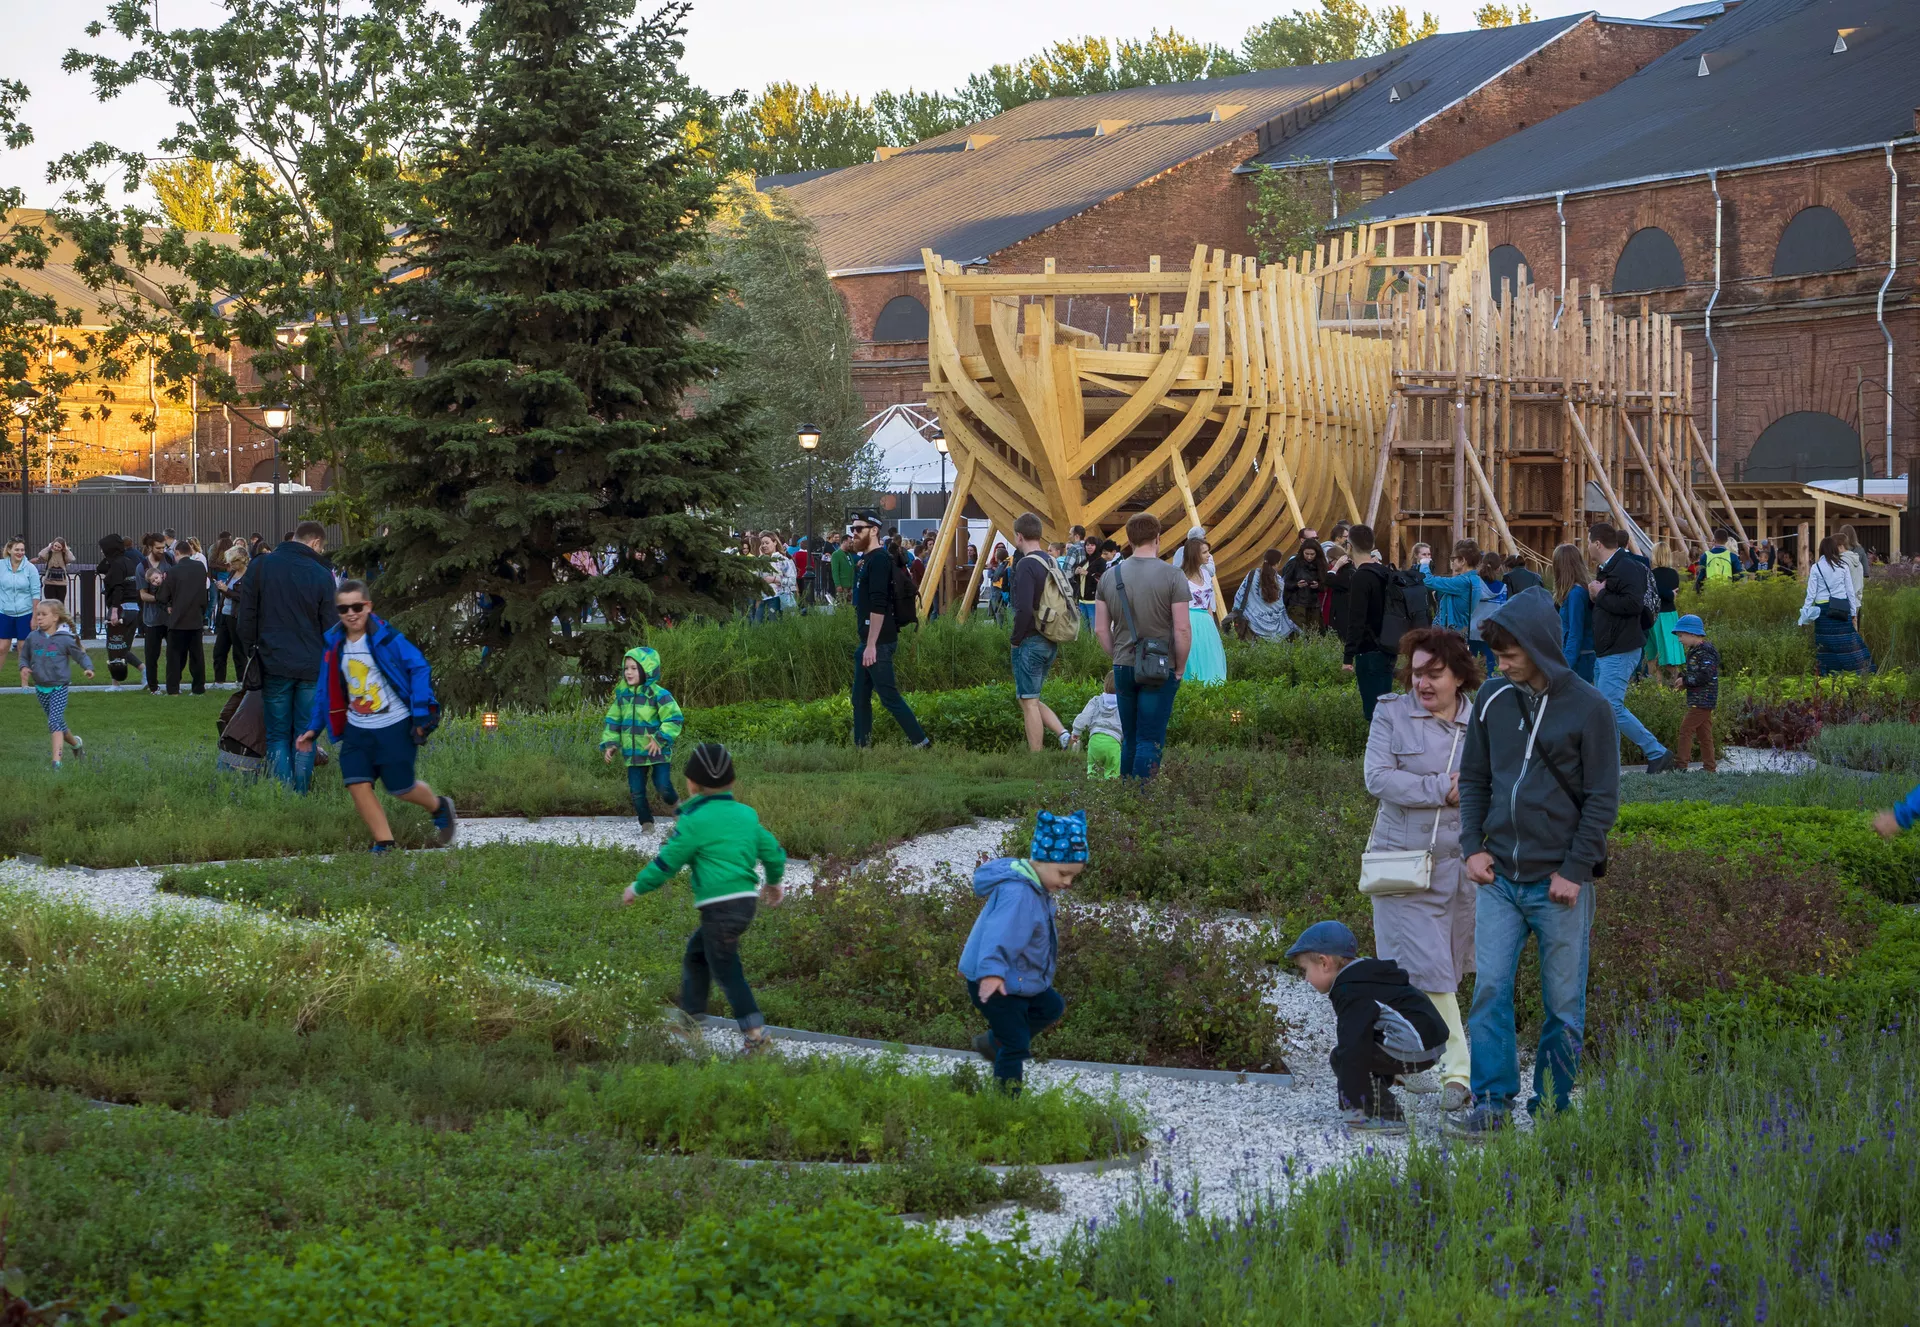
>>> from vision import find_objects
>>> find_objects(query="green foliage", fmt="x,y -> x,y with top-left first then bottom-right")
1614,801 -> 1920,903
1064,1016 -> 1920,1325
1473,2 -> 1537,26
101,1200 -> 1144,1326
357,0 -> 762,707
701,183 -> 879,532
144,160 -> 253,234
1241,0 -> 1437,69
720,82 -> 887,175
1812,720 -> 1920,773
1248,160 -> 1329,265
952,31 -> 1247,121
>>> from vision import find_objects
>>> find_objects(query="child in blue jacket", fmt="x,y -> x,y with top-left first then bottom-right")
1423,540 -> 1481,634
958,810 -> 1087,1091
297,579 -> 456,854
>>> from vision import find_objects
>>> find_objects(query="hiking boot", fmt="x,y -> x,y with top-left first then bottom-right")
1440,1080 -> 1473,1112
972,1031 -> 998,1063
432,795 -> 458,846
1444,1105 -> 1509,1140
742,1027 -> 776,1057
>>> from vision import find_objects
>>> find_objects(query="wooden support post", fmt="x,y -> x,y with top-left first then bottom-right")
1687,419 -> 1749,545
1365,397 -> 1398,528
1797,520 -> 1811,578
954,523 -> 995,624
918,455 -> 975,620
1565,402 -> 1632,532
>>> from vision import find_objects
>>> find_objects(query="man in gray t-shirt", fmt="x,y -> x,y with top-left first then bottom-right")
1092,513 -> 1192,779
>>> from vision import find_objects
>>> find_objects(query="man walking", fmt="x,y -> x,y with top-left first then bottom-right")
1336,524 -> 1396,723
1093,512 -> 1190,779
1452,588 -> 1619,1137
830,534 -> 857,605
1009,511 -> 1069,752
156,549 -> 209,695
849,515 -> 931,749
234,519 -> 337,792
1585,524 -> 1672,772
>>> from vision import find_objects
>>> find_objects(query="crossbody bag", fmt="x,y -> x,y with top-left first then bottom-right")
1517,693 -> 1609,879
1110,560 -> 1174,686
1358,722 -> 1463,897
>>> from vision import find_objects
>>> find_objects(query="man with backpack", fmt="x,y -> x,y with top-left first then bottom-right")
1585,523 -> 1673,773
1009,511 -> 1077,752
848,515 -> 931,750
1694,531 -> 1743,591
1336,524 -> 1401,723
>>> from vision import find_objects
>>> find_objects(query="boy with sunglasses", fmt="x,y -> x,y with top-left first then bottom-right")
296,579 -> 456,853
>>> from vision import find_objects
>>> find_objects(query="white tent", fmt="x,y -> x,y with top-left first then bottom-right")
867,404 -> 950,495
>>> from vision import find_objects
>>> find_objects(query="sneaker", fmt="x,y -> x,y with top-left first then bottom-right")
1396,1068 -> 1441,1094
1441,1080 -> 1473,1112
66,734 -> 85,760
369,840 -> 395,855
971,1031 -> 998,1063
1444,1105 -> 1509,1140
1057,730 -> 1072,750
1643,752 -> 1676,775
432,795 -> 458,846
913,739 -> 934,751
1342,1104 -> 1407,1136
741,1027 -> 776,1057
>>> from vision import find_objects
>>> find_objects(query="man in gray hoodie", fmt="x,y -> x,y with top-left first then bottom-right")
1451,586 -> 1619,1138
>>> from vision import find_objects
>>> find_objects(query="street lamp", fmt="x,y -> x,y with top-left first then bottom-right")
261,404 -> 291,539
797,425 -> 819,598
11,400 -> 29,556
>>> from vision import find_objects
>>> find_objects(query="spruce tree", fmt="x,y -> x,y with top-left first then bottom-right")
359,0 -> 760,705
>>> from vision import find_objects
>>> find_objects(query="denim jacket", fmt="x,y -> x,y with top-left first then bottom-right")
1422,571 -> 1479,633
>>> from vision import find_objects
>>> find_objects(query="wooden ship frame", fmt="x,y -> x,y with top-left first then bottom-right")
913,216 -> 1736,617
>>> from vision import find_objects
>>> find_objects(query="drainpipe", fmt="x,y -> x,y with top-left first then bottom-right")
1328,164 -> 1339,221
1705,169 -> 1723,469
1552,191 -> 1567,328
1876,143 -> 1899,479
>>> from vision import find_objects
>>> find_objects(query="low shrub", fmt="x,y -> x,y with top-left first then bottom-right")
1063,1014 -> 1920,1325
1811,720 -> 1920,774
1614,801 -> 1920,902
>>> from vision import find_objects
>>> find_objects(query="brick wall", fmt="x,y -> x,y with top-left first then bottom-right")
1462,146 -> 1920,477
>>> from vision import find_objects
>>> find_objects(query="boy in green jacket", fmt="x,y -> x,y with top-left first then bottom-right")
623,742 -> 786,1054
601,645 -> 686,827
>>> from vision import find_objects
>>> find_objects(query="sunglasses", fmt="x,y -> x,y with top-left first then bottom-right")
337,602 -> 370,615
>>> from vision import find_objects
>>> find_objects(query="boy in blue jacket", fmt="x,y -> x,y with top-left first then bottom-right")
958,810 -> 1087,1091
1423,539 -> 1481,634
297,579 -> 455,854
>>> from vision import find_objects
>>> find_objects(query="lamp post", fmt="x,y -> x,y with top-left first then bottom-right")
12,400 -> 30,556
797,424 -> 820,599
262,404 -> 291,540
932,424 -> 951,607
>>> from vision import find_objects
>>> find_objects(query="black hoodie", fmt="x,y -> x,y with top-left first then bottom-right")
1459,587 -> 1620,885
96,536 -> 141,610
1328,957 -> 1448,1112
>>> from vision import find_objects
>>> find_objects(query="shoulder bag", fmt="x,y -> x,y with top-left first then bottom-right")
1110,560 -> 1174,686
1358,722 -> 1463,897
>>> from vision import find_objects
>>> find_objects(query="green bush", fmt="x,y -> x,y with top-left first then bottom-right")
1615,801 -> 1920,902
1811,720 -> 1920,774
93,1198 -> 1145,1325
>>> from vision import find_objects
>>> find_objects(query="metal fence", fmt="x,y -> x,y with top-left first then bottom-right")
0,490 -> 336,564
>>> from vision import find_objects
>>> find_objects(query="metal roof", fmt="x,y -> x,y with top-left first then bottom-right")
754,167 -> 843,191
781,55 -> 1402,274
1645,1 -> 1741,20
1238,14 -> 1591,173
1346,0 -> 1920,220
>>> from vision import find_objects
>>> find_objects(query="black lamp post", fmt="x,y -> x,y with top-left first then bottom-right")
261,404 -> 291,539
12,400 -> 30,556
797,424 -> 820,598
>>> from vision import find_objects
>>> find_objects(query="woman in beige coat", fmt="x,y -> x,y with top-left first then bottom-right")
1362,626 -> 1483,1109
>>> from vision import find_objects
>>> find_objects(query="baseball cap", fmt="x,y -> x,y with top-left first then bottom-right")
1284,920 -> 1358,960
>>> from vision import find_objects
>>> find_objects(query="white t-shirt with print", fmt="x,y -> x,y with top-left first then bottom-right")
342,636 -> 410,729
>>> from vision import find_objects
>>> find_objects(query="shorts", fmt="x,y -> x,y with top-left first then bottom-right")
339,720 -> 419,794
0,613 -> 31,641
1012,635 -> 1057,700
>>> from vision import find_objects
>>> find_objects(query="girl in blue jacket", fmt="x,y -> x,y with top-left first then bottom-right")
958,810 -> 1087,1090
1422,540 -> 1481,634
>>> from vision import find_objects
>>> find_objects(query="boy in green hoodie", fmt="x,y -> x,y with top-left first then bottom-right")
623,743 -> 786,1054
601,645 -> 686,828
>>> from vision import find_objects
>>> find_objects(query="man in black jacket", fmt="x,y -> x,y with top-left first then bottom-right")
1336,524 -> 1396,723
156,553 -> 209,695
1584,524 -> 1672,772
96,535 -> 144,684
235,519 -> 336,792
848,516 -> 930,749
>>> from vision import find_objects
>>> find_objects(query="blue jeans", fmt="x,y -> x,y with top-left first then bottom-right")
1468,873 -> 1596,1115
968,980 -> 1066,1085
1593,650 -> 1666,761
263,674 -> 319,794
852,641 -> 928,746
627,762 -> 677,823
1078,602 -> 1096,629
1113,664 -> 1180,779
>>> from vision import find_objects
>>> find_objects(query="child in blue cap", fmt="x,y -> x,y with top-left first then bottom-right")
1287,919 -> 1450,1134
957,810 -> 1087,1091
1672,613 -> 1719,773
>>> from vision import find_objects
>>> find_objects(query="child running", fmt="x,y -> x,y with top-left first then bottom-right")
622,743 -> 785,1055
958,809 -> 1087,1091
296,580 -> 456,853
20,599 -> 93,768
601,645 -> 684,828
1066,673 -> 1123,778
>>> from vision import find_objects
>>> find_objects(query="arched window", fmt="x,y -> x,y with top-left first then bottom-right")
1610,227 -> 1685,293
1772,206 -> 1858,277
871,295 -> 930,342
1743,411 -> 1862,482
1488,244 -> 1531,301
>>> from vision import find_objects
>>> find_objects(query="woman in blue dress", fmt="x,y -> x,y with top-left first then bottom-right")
1177,528 -> 1227,685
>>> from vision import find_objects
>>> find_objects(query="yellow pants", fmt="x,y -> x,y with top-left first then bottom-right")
1424,989 -> 1471,1087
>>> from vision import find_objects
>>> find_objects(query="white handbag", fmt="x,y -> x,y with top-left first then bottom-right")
1358,724 -> 1463,898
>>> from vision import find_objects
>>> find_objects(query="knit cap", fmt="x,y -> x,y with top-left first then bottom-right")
684,742 -> 735,788
1029,810 -> 1089,863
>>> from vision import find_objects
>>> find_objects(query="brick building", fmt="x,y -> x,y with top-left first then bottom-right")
774,14 -> 1696,418
1349,0 -> 1920,503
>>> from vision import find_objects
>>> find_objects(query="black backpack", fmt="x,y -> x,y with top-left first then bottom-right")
891,559 -> 920,630
1379,566 -> 1432,654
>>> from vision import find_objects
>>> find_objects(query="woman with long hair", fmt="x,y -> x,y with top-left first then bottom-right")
1282,538 -> 1327,633
1179,527 -> 1227,684
1837,524 -> 1866,627
36,538 -> 71,612
213,544 -> 250,684
1231,547 -> 1298,642
1645,542 -> 1684,681
1551,543 -> 1595,683
1801,534 -> 1873,675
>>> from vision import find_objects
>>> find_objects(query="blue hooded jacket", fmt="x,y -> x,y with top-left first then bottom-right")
1423,570 -> 1479,633
957,857 -> 1058,997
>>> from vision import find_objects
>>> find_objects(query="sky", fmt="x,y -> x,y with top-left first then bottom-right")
1,0 -> 1686,208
